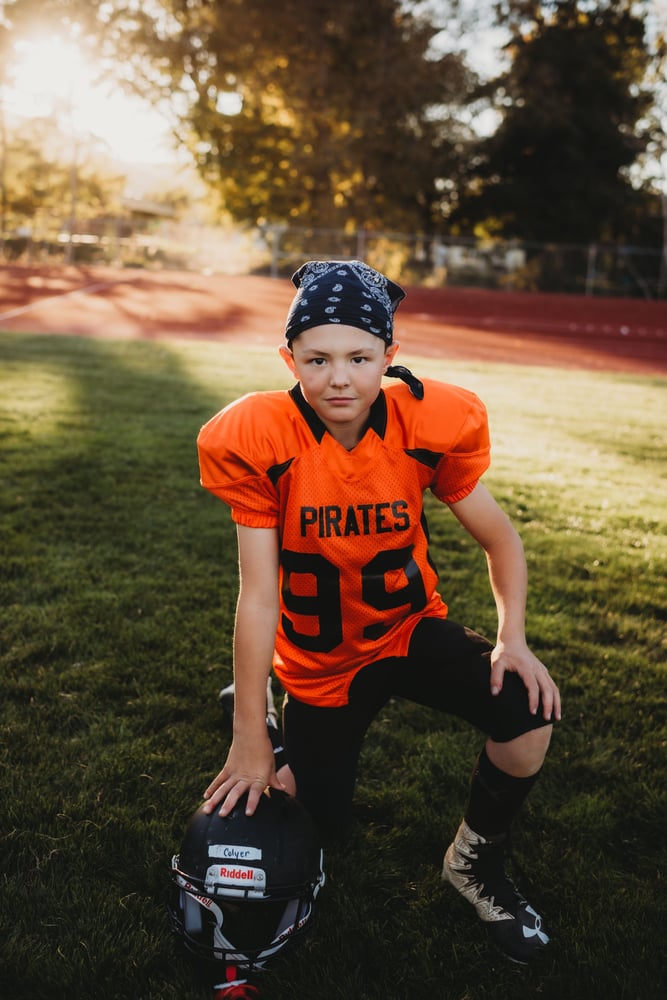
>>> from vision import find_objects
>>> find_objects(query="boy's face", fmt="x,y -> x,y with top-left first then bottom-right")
280,324 -> 399,447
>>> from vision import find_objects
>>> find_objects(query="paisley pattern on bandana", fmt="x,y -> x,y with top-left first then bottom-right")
285,260 -> 406,344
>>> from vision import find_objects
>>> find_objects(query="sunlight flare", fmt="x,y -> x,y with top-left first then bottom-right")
4,33 -> 174,164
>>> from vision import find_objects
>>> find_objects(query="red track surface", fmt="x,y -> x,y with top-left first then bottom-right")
1,264 -> 665,375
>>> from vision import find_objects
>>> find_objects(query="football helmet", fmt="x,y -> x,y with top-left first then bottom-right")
170,788 -> 325,981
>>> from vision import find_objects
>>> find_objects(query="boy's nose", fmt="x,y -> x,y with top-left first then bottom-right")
330,364 -> 351,386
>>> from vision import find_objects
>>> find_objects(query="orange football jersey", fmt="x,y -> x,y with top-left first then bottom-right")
197,380 -> 490,706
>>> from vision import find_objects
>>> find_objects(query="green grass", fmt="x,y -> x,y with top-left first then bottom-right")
1,332 -> 665,1000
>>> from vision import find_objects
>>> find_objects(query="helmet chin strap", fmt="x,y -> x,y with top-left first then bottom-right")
212,964 -> 261,998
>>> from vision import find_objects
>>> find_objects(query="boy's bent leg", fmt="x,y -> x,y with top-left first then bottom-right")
403,622 -> 557,963
443,728 -> 553,964
282,694 -> 371,837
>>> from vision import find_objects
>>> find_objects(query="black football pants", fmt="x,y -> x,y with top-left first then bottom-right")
281,617 -> 551,834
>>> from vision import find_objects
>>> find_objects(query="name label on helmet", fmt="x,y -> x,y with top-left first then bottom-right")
205,863 -> 267,898
209,844 -> 263,862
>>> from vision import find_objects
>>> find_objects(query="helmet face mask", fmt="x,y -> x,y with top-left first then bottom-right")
169,789 -> 325,978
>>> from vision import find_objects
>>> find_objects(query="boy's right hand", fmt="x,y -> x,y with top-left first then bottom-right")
202,731 -> 285,818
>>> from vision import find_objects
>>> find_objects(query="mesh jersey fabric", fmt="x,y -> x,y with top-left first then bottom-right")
197,379 -> 490,706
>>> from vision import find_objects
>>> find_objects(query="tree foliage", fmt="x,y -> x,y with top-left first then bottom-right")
2,117 -> 125,236
89,0 -> 477,231
1,0 -> 664,247
456,0 -> 663,244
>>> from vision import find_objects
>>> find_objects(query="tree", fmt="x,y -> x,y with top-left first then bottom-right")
454,0 -> 661,244
6,0 -> 661,249
83,0 -> 478,232
2,116 -> 125,239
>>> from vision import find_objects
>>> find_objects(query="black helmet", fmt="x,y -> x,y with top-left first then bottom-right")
170,789 -> 325,981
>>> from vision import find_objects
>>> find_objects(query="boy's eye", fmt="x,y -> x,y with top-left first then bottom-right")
306,355 -> 369,366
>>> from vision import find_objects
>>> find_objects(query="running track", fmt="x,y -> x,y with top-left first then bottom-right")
1,265 -> 665,375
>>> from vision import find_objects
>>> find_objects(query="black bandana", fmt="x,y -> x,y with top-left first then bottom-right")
285,260 -> 424,399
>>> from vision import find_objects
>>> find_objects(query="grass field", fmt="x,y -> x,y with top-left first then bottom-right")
0,331 -> 665,1000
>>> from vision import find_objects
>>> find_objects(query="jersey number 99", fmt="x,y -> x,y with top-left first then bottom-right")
281,546 -> 427,652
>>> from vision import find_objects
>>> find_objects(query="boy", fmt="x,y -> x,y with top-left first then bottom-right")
197,260 -> 560,964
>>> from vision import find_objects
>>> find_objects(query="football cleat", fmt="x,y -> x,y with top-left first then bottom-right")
218,680 -> 287,770
218,678 -> 278,728
218,681 -> 235,723
442,820 -> 549,964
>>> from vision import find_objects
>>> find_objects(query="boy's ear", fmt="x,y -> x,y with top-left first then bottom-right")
383,341 -> 400,371
279,345 -> 297,376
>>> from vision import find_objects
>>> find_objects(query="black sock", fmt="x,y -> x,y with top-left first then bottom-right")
464,746 -> 540,839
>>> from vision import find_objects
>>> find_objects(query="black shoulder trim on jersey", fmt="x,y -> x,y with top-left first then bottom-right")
267,457 -> 294,486
405,447 -> 444,469
289,383 -> 327,442
368,391 -> 388,439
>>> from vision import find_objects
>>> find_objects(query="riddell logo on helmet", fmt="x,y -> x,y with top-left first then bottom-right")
205,862 -> 267,896
218,865 -> 265,883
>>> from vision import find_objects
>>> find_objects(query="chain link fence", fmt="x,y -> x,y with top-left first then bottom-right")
2,218 -> 665,299
259,226 -> 667,299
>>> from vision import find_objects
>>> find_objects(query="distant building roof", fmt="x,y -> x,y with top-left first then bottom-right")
121,197 -> 176,218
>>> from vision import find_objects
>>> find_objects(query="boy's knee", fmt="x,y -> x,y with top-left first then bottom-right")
277,762 -> 297,797
487,725 -> 552,777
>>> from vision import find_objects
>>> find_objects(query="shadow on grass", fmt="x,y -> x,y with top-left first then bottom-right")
0,333 -> 245,1000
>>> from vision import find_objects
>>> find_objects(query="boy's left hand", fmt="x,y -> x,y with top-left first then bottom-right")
490,640 -> 561,722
